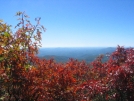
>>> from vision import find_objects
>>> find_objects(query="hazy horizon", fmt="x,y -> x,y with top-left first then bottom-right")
38,47 -> 117,63
39,46 -> 132,48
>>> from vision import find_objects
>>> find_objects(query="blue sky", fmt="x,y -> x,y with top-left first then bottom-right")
1,0 -> 134,47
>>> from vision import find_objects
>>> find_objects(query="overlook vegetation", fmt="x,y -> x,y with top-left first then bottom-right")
0,12 -> 134,101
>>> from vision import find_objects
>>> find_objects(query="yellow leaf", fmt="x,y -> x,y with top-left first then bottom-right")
0,24 -> 6,32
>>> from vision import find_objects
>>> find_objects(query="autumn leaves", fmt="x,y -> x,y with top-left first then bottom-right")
0,12 -> 134,101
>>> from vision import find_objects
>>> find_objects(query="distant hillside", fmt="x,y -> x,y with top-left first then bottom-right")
40,55 -> 70,63
38,47 -> 116,63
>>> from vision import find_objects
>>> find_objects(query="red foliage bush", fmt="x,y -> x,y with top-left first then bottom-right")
0,12 -> 134,101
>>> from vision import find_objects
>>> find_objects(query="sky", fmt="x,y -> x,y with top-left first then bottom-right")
0,0 -> 134,47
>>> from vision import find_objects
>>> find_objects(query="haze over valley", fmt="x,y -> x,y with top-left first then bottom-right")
38,47 -> 116,63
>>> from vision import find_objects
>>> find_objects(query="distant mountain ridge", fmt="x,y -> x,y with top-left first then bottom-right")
40,55 -> 70,63
38,47 -> 116,63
